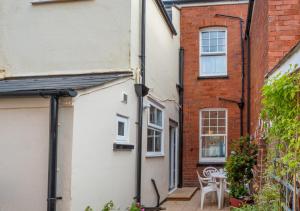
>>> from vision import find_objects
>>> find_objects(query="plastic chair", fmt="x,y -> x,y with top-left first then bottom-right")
203,166 -> 219,178
197,171 -> 219,210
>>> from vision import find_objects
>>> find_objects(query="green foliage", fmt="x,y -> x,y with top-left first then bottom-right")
225,136 -> 258,198
102,201 -> 115,211
128,202 -> 143,211
233,183 -> 280,211
85,201 -> 116,211
85,206 -> 93,211
261,66 -> 300,175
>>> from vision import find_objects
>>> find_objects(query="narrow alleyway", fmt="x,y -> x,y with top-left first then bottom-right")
162,190 -> 230,211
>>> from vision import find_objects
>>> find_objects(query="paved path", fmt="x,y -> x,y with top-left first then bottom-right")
162,190 -> 230,211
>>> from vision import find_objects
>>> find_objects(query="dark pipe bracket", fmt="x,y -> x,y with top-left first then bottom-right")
134,84 -> 149,97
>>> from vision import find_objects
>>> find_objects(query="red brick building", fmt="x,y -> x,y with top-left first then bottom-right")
246,0 -> 300,183
176,0 -> 249,186
164,0 -> 300,187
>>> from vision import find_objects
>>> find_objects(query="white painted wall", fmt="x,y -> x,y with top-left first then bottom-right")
0,97 -> 74,211
70,78 -> 137,211
141,2 -> 180,206
0,0 -> 132,76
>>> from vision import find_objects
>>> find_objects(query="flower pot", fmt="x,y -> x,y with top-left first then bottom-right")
230,197 -> 245,208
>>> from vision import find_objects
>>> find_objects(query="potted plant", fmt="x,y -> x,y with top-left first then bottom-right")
225,136 -> 258,208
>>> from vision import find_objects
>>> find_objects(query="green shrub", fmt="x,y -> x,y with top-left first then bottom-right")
225,136 -> 258,198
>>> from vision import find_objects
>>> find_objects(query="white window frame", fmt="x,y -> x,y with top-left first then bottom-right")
199,27 -> 228,77
116,115 -> 129,144
146,102 -> 164,157
199,108 -> 228,163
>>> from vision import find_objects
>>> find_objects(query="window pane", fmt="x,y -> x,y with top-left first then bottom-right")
210,111 -> 218,118
202,46 -> 210,53
202,39 -> 209,46
202,111 -> 209,118
202,32 -> 209,39
201,56 -> 215,75
147,129 -> 154,152
211,31 -> 218,39
209,127 -> 218,134
218,118 -> 225,127
218,127 -> 226,134
218,45 -> 225,52
202,118 -> 209,127
155,131 -> 162,152
202,126 -> 210,134
201,55 -> 226,76
156,109 -> 162,127
201,136 -> 226,158
215,55 -> 226,75
218,31 -> 225,38
210,45 -> 217,52
210,118 -> 217,127
218,111 -> 226,118
210,38 -> 217,46
150,106 -> 155,124
218,38 -> 225,45
118,121 -> 125,136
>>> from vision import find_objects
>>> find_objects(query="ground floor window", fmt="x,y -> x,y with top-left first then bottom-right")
147,103 -> 164,156
116,115 -> 129,143
199,108 -> 227,162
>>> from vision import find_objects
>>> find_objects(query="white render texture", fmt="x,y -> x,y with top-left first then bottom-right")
0,97 -> 74,211
0,0 -> 131,76
70,79 -> 138,211
141,2 -> 180,207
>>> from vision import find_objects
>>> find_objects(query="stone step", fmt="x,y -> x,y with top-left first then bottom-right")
167,187 -> 198,201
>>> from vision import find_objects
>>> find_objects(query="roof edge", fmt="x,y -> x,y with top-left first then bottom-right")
154,0 -> 178,35
2,71 -> 133,81
265,40 -> 300,79
0,89 -> 78,97
245,0 -> 254,36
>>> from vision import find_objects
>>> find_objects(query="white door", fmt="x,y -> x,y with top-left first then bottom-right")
169,125 -> 178,192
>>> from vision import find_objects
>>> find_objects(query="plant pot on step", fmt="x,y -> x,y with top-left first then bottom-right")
229,197 -> 245,208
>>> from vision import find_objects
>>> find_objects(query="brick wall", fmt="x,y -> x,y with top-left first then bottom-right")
181,3 -> 248,186
249,0 -> 269,136
249,0 -> 300,188
250,0 -> 300,137
268,0 -> 300,70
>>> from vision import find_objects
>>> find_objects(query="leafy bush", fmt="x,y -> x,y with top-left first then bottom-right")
233,183 -> 280,211
225,136 -> 258,198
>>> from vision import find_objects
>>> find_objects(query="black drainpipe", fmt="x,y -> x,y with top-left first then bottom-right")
177,48 -> 184,188
45,90 -> 76,211
47,95 -> 59,211
246,34 -> 251,135
135,0 -> 149,203
0,89 -> 77,211
215,14 -> 245,137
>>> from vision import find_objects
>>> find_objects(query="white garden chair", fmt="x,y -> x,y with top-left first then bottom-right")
203,166 -> 219,178
197,171 -> 219,210
203,166 -> 220,185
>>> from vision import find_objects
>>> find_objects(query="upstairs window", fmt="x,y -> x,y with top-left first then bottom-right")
199,28 -> 227,77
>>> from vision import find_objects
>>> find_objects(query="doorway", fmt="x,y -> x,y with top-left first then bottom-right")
169,121 -> 178,192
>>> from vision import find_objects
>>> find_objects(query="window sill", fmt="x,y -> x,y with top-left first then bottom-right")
145,153 -> 165,158
198,75 -> 229,80
113,143 -> 134,151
